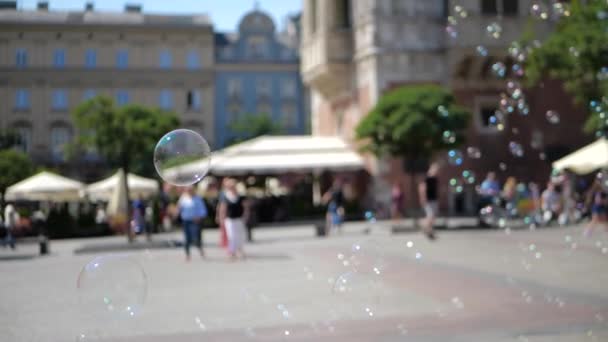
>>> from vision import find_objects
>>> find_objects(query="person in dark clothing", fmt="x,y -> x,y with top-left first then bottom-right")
418,163 -> 439,240
323,179 -> 345,235
218,178 -> 248,260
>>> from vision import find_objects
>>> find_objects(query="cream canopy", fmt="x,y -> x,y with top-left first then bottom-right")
165,135 -> 365,177
552,138 -> 608,175
5,171 -> 85,201
86,170 -> 158,201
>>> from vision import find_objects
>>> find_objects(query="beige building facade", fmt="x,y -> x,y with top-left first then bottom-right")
0,3 -> 214,176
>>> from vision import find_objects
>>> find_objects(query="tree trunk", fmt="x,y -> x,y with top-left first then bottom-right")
122,156 -> 133,243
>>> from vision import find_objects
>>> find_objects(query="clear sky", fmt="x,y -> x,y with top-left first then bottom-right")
18,0 -> 301,31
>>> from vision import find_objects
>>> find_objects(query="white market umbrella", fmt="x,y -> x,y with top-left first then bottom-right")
5,171 -> 84,201
552,138 -> 608,175
87,170 -> 158,201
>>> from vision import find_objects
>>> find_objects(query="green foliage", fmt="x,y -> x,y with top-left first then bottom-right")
227,113 -> 283,145
524,0 -> 608,133
356,84 -> 471,161
0,149 -> 35,196
71,96 -> 180,176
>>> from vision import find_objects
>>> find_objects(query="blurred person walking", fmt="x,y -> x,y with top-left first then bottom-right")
418,163 -> 439,240
3,203 -> 18,249
541,182 -> 562,224
216,178 -> 229,249
502,177 -> 517,217
323,179 -> 345,235
584,180 -> 608,236
391,182 -> 404,221
177,187 -> 208,261
218,178 -> 247,260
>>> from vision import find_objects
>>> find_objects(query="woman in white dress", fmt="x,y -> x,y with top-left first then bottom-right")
218,179 -> 248,260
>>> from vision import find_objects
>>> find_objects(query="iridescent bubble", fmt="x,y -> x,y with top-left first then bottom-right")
77,255 -> 147,320
467,146 -> 481,159
447,149 -> 463,166
546,110 -> 560,124
462,170 -> 476,184
509,141 -> 524,157
437,105 -> 449,117
154,129 -> 211,186
476,45 -> 488,57
512,64 -> 525,77
454,5 -> 468,18
530,2 -> 549,20
552,2 -> 570,19
332,271 -> 383,319
486,22 -> 502,39
449,177 -> 464,193
446,16 -> 458,39
492,62 -> 506,78
506,81 -> 520,95
597,67 -> 608,81
499,162 -> 507,171
442,130 -> 456,144
569,46 -> 579,58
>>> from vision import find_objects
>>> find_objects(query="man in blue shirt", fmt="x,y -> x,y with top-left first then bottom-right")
478,172 -> 501,223
177,187 -> 208,261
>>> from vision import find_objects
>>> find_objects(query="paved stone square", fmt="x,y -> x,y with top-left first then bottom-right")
1,223 -> 607,341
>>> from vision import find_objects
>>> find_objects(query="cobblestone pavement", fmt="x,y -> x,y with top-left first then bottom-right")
1,223 -> 607,341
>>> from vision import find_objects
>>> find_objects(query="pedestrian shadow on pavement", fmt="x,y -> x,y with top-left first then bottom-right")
0,253 -> 37,261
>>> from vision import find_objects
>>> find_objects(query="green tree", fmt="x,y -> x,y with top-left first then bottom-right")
0,149 -> 35,202
524,0 -> 608,135
227,113 -> 283,145
356,85 -> 471,209
72,96 -> 179,241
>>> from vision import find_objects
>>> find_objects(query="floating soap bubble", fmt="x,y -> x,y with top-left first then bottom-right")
546,110 -> 560,124
447,149 -> 464,166
332,271 -> 385,320
597,67 -> 608,81
492,62 -> 506,78
154,129 -> 211,186
77,255 -> 147,320
509,142 -> 524,158
449,178 -> 464,193
454,5 -> 468,18
569,46 -> 579,58
486,22 -> 502,39
442,130 -> 456,144
437,105 -> 450,117
530,2 -> 549,20
552,2 -> 570,19
467,146 -> 481,159
462,170 -> 476,184
446,16 -> 458,39
476,45 -> 488,57
512,63 -> 525,77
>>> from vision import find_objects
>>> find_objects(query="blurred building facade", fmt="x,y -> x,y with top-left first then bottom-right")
214,8 -> 306,147
0,1 -> 215,177
300,0 -> 590,213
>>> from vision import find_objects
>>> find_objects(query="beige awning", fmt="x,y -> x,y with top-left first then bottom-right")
5,171 -> 85,201
167,135 -> 365,177
86,170 -> 158,201
552,138 -> 608,175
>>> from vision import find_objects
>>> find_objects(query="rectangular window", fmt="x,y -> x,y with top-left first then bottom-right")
256,78 -> 271,98
186,50 -> 200,69
479,106 -> 499,127
282,78 -> 296,98
159,49 -> 172,68
336,0 -> 351,28
83,89 -> 96,101
159,89 -> 173,109
227,78 -> 242,98
116,90 -> 129,106
53,49 -> 66,68
14,126 -> 32,153
52,89 -> 68,110
51,126 -> 71,162
85,49 -> 97,68
15,89 -> 30,110
282,104 -> 298,128
187,90 -> 201,110
481,0 -> 497,15
503,0 -> 519,16
15,48 -> 27,67
116,49 -> 129,69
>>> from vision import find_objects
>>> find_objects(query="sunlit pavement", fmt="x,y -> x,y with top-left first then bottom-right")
1,222 -> 607,341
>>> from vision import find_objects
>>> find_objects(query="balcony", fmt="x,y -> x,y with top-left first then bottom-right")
301,29 -> 353,98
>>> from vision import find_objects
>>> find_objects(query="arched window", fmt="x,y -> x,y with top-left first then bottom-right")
12,121 -> 32,153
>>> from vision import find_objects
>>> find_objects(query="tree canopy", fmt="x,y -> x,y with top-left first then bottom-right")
356,84 -> 471,164
524,0 -> 608,135
72,96 -> 179,177
227,113 -> 283,145
0,149 -> 35,199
